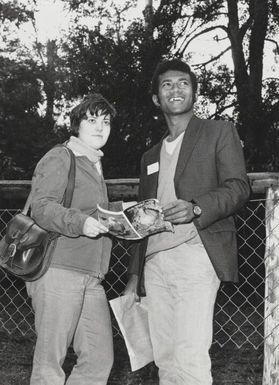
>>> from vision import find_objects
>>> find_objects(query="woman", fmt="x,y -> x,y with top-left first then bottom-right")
26,93 -> 126,385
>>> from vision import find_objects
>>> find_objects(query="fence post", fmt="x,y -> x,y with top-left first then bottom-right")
263,186 -> 279,385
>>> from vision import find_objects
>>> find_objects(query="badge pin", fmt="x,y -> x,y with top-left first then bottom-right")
147,162 -> 159,175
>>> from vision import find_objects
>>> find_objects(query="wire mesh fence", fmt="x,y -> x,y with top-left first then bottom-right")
0,197 -> 272,350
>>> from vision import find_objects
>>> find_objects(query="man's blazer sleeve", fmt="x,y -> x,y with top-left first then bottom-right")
193,122 -> 250,229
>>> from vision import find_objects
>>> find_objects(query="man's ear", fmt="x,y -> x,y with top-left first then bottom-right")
152,94 -> 160,107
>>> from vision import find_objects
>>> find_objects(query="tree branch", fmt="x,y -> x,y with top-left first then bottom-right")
265,38 -> 279,54
208,102 -> 236,119
177,25 -> 228,56
239,16 -> 253,40
29,0 -> 46,66
192,46 -> 231,68
173,14 -> 193,45
30,17 -> 46,67
263,77 -> 279,82
184,19 -> 227,42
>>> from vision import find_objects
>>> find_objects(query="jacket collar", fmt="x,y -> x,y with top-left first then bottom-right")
174,115 -> 203,183
148,115 -> 203,166
143,115 -> 203,198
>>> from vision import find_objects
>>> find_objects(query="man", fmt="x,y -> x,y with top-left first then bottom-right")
125,59 -> 250,385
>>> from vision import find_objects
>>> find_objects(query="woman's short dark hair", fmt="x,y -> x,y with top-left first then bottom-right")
70,93 -> 116,136
151,59 -> 198,96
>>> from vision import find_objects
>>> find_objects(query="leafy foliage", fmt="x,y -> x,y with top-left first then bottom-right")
59,7 -> 170,177
0,0 -> 278,179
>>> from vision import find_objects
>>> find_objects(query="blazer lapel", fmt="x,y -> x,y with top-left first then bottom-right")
142,116 -> 204,198
174,116 -> 204,183
142,141 -> 163,199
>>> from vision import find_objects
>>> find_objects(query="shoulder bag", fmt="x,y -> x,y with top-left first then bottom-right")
0,144 -> 76,281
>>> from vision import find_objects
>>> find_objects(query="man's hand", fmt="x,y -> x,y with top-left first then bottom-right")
82,217 -> 108,238
163,199 -> 195,224
123,274 -> 140,302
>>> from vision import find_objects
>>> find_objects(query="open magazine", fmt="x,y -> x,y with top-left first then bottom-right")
97,198 -> 174,240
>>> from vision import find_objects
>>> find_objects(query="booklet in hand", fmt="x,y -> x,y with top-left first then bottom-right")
109,295 -> 153,371
97,198 -> 174,240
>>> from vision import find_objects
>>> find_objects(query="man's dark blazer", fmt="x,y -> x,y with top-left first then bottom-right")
128,115 -> 251,296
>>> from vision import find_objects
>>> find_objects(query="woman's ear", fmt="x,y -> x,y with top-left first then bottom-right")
152,94 -> 160,107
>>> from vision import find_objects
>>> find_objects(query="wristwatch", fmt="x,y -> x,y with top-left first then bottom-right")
191,200 -> 202,218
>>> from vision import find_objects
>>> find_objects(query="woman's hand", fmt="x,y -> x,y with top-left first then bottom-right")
82,217 -> 108,238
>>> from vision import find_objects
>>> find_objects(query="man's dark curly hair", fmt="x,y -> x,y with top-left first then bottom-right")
151,59 -> 198,96
70,93 -> 116,136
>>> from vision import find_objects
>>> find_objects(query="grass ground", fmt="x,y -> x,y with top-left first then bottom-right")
0,331 -> 263,385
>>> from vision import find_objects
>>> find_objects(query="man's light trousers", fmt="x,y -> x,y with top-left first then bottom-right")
144,242 -> 220,385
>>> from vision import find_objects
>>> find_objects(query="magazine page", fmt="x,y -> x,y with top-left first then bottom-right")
124,198 -> 174,239
97,199 -> 173,240
97,204 -> 142,240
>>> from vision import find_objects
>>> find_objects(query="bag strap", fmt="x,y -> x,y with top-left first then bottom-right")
22,144 -> 76,214
60,145 -> 76,208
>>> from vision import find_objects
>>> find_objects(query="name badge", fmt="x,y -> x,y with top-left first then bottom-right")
147,162 -> 159,175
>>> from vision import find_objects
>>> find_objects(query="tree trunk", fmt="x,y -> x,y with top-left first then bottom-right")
263,186 -> 279,385
227,0 -> 268,160
227,0 -> 249,135
44,40 -> 57,125
143,0 -> 153,41
247,0 -> 268,144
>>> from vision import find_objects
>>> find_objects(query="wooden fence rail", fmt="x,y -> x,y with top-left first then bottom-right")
1,172 -> 279,206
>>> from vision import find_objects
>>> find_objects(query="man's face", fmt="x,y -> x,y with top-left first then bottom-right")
78,110 -> 111,150
152,70 -> 195,116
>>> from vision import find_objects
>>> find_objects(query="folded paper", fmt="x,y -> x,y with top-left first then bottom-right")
109,295 -> 154,371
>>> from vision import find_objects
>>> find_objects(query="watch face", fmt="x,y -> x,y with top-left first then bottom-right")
193,205 -> 202,216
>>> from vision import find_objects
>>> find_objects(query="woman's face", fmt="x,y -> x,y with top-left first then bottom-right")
78,110 -> 111,150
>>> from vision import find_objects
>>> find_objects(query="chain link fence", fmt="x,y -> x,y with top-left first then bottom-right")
0,197 -> 272,350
